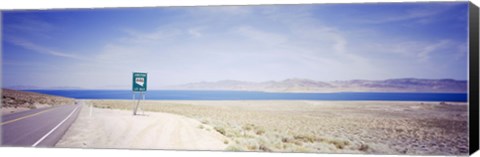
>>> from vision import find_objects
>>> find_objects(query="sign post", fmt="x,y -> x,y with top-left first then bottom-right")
132,72 -> 147,115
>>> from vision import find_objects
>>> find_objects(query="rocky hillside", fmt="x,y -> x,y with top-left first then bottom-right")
1,88 -> 75,109
168,78 -> 467,93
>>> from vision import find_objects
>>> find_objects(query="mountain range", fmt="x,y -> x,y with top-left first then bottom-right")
167,78 -> 467,93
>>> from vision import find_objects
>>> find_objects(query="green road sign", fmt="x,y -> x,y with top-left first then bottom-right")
132,72 -> 147,92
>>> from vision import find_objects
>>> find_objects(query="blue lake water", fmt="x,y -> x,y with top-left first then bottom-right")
25,90 -> 468,102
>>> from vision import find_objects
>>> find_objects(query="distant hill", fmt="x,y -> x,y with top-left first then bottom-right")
2,88 -> 74,109
167,78 -> 467,93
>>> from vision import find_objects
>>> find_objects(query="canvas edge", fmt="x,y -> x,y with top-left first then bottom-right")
469,1 -> 480,155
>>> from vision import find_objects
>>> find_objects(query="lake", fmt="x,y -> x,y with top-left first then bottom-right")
25,90 -> 468,102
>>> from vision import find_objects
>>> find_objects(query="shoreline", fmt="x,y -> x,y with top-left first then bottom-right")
21,89 -> 469,93
17,89 -> 468,102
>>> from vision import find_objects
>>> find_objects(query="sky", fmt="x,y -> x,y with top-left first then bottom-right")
2,2 -> 470,89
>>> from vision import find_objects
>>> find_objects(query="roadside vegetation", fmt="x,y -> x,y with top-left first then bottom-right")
91,100 -> 468,155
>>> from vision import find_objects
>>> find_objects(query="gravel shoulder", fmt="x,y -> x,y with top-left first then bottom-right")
56,101 -> 228,150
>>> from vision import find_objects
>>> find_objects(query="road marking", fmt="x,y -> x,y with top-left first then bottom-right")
32,105 -> 80,147
0,108 -> 55,126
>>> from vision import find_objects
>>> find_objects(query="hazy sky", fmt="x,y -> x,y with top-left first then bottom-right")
2,2 -> 469,89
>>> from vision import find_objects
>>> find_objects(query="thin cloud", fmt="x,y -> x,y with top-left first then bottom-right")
4,15 -> 56,40
417,40 -> 451,61
187,27 -> 204,38
2,4 -> 468,89
119,29 -> 175,44
369,39 -> 460,62
233,26 -> 288,45
356,3 -> 460,24
4,15 -> 54,33
5,37 -> 85,60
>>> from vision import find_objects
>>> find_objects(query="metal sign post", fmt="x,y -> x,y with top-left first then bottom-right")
132,72 -> 147,115
133,92 -> 144,115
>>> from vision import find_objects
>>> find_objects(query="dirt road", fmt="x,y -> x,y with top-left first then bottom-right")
56,101 -> 227,150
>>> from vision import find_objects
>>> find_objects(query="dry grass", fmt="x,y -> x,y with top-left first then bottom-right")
90,100 -> 468,155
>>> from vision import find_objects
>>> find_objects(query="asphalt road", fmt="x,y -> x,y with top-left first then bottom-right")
1,102 -> 81,147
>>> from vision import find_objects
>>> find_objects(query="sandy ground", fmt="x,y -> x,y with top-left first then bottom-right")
81,100 -> 468,155
56,101 -> 228,150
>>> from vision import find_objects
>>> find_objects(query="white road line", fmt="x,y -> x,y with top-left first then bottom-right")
32,105 -> 80,147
